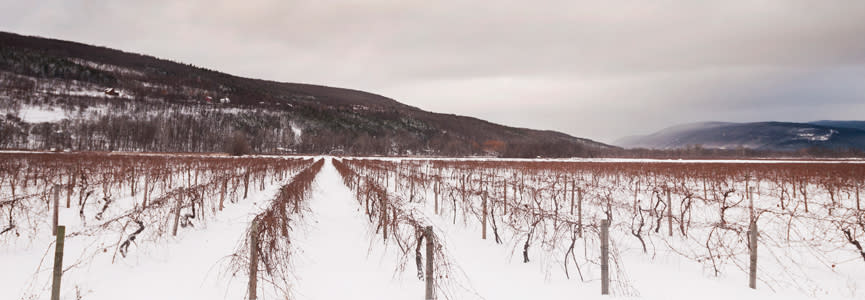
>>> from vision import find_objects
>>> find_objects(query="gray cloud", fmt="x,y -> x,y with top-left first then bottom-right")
2,0 -> 865,143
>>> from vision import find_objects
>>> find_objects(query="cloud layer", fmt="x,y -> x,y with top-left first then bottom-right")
3,0 -> 865,143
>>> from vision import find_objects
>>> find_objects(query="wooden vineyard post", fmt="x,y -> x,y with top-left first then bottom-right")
747,177 -> 757,289
513,181 -> 518,214
249,221 -> 259,300
748,188 -> 752,223
52,185 -> 60,236
749,220 -> 758,289
666,189 -> 673,237
425,226 -> 435,300
434,180 -> 440,215
51,225 -> 65,300
355,176 -> 361,199
503,180 -> 508,215
803,184 -> 808,213
382,191 -> 389,242
410,174 -> 415,202
131,168 -> 137,197
577,188 -> 583,238
570,180 -> 575,215
633,181 -> 639,214
219,178 -> 227,211
172,195 -> 182,236
142,178 -> 149,209
482,190 -> 488,240
243,170 -> 250,199
553,179 -> 560,228
66,174 -> 74,208
600,219 -> 610,295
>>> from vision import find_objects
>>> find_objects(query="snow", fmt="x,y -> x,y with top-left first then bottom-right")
0,161 -> 299,300
61,89 -> 114,98
1,157 -> 862,300
295,158 -> 862,299
291,158 -> 420,299
332,158 -> 864,299
795,128 -> 837,142
38,87 -> 132,99
290,122 -> 303,144
52,195 -> 268,300
69,59 -> 146,78
17,106 -> 67,123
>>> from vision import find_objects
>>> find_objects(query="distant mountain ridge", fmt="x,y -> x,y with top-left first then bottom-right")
808,121 -> 865,132
0,31 -> 614,157
616,121 -> 865,151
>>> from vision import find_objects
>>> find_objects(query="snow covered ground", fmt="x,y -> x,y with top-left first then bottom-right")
16,106 -> 67,123
0,176 -> 282,300
329,158 -> 862,300
290,158 -> 422,299
1,157 -> 862,300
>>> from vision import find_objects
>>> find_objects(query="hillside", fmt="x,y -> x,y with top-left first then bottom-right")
809,120 -> 865,132
0,31 -> 613,157
616,121 -> 865,151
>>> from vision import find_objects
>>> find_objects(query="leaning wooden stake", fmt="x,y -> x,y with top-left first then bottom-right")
749,220 -> 758,289
425,226 -> 435,300
600,219 -> 610,295
51,225 -> 65,300
52,185 -> 60,236
249,221 -> 259,300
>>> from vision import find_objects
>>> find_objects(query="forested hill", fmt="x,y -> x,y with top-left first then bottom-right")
0,31 -> 614,157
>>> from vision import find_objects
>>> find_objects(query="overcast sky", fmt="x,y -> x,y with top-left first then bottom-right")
2,1 -> 865,144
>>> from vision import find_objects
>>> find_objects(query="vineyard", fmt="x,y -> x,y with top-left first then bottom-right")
2,153 -> 864,299
0,152 -> 320,299
333,158 -> 865,298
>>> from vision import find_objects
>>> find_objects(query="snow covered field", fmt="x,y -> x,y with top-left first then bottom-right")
2,154 -> 863,300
